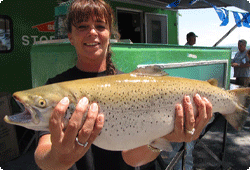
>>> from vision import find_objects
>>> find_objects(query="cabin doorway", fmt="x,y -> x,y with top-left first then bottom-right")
145,13 -> 168,44
117,8 -> 143,43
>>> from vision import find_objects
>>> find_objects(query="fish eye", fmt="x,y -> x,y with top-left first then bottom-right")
38,99 -> 46,108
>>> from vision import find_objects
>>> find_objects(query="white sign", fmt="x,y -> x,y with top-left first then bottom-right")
248,0 -> 250,3
0,0 -> 3,3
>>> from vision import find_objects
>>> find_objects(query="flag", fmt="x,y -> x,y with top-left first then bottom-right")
220,9 -> 229,26
241,13 -> 250,28
166,0 -> 181,8
233,11 -> 242,27
212,5 -> 225,21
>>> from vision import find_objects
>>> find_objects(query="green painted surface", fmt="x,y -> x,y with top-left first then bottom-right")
0,0 -> 58,93
31,42 -> 77,87
31,42 -> 231,89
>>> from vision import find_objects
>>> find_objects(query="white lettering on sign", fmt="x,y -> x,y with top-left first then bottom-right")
22,35 -> 55,46
48,24 -> 55,31
187,53 -> 197,59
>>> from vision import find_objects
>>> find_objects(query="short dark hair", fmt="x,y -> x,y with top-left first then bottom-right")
238,39 -> 247,45
186,32 -> 197,40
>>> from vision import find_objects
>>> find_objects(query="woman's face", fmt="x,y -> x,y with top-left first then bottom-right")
68,17 -> 110,63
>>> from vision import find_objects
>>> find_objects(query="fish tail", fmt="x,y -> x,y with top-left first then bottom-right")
226,88 -> 250,130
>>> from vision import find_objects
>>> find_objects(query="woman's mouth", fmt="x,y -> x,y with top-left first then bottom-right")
84,43 -> 99,46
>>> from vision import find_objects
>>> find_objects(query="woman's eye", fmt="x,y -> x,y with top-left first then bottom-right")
77,25 -> 87,31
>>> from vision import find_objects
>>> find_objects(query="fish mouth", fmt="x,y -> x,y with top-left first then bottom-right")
4,100 -> 40,125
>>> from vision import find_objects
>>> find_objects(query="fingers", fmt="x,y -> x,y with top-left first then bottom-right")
63,97 -> 89,146
166,94 -> 213,143
49,97 -> 69,143
183,96 -> 195,132
193,95 -> 213,139
76,102 -> 104,150
88,113 -> 104,143
174,104 -> 184,134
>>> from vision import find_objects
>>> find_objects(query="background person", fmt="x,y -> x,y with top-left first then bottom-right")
231,39 -> 250,87
185,32 -> 197,46
34,0 -> 213,170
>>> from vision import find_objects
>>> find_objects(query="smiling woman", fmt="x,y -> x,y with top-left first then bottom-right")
34,1 -> 213,170
66,0 -> 118,74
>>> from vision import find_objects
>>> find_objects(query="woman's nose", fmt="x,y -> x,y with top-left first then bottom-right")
88,27 -> 98,36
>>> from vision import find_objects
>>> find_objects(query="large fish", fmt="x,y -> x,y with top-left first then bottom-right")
4,66 -> 249,151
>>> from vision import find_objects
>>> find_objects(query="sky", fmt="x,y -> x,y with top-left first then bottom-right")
178,6 -> 250,47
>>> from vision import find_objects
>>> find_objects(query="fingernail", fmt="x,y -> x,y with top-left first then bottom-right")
203,97 -> 209,103
185,96 -> 191,104
79,97 -> 88,105
60,97 -> 69,105
195,94 -> 202,100
176,104 -> 182,110
90,103 -> 98,111
98,114 -> 104,122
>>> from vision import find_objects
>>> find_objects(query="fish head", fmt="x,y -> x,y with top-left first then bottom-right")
4,85 -> 65,131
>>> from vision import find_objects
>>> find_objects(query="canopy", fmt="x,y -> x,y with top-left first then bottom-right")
112,0 -> 250,12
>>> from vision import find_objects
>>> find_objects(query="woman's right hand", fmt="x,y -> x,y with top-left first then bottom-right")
35,97 -> 104,170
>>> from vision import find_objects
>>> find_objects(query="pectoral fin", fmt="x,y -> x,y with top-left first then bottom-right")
149,137 -> 173,152
131,66 -> 168,77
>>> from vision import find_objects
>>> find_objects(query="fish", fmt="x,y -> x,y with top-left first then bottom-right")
3,66 -> 249,151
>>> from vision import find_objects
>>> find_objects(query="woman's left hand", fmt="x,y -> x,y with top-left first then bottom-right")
165,94 -> 213,142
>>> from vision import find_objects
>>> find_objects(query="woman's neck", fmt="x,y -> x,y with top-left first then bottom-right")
76,58 -> 106,73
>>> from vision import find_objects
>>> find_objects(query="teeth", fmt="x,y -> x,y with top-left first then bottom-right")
86,43 -> 98,46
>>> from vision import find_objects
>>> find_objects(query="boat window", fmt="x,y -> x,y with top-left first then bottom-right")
0,15 -> 13,53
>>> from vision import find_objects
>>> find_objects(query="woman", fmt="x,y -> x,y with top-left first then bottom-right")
34,0 -> 213,169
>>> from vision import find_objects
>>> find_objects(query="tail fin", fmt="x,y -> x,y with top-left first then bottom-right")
226,88 -> 250,130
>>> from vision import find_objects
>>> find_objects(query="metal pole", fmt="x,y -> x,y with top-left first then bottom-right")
213,16 -> 247,47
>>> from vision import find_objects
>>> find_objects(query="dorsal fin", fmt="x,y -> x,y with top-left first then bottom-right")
130,66 -> 168,77
207,78 -> 218,86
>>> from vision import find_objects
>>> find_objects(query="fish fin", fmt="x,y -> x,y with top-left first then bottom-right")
225,88 -> 250,130
223,107 -> 248,131
131,66 -> 168,77
149,137 -> 173,152
207,78 -> 218,86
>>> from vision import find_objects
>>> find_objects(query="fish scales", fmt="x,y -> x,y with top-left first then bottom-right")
49,74 -> 238,150
4,66 -> 249,151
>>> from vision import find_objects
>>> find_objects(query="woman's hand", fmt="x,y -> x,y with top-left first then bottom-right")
122,94 -> 213,167
165,94 -> 213,143
35,97 -> 104,170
